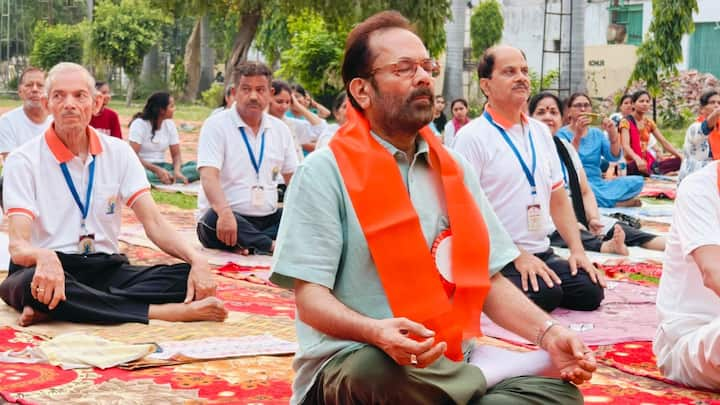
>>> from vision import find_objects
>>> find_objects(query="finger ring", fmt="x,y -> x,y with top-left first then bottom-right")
410,354 -> 418,365
36,287 -> 45,292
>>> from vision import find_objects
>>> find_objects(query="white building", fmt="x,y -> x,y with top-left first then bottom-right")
498,0 -> 720,96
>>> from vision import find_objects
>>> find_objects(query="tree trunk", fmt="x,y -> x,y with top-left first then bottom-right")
125,77 -> 135,107
443,0 -> 466,104
199,14 -> 215,94
569,0 -> 586,93
140,44 -> 163,92
223,10 -> 261,83
182,18 -> 202,102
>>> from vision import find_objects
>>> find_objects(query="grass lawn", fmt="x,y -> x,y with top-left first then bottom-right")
151,189 -> 197,210
661,128 -> 685,149
0,96 -> 214,123
107,100 -> 214,123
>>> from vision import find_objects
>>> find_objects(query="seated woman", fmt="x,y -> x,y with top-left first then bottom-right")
443,98 -> 470,147
428,95 -> 446,137
316,92 -> 347,149
210,84 -> 234,116
128,92 -> 198,185
557,92 -> 644,208
287,83 -> 331,120
609,94 -> 633,128
89,81 -> 122,139
269,80 -> 326,161
678,90 -> 720,183
530,92 -> 665,255
620,90 -> 683,176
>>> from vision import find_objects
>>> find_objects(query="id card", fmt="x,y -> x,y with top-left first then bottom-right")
251,185 -> 264,207
78,234 -> 95,255
527,204 -> 542,232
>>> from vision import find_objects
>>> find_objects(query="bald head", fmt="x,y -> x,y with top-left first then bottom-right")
477,45 -> 526,80
477,45 -> 530,112
45,62 -> 96,98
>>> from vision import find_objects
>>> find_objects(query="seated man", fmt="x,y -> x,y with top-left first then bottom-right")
271,12 -> 595,405
0,62 -> 226,326
196,62 -> 297,255
0,66 -> 53,159
654,160 -> 720,389
453,45 -> 605,313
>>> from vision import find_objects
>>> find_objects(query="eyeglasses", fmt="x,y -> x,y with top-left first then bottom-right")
369,58 -> 441,79
571,102 -> 591,109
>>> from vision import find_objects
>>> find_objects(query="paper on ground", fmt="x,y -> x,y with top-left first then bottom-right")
148,334 -> 297,361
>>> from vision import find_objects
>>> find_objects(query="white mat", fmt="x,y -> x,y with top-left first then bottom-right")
553,245 -> 665,264
118,225 -> 273,268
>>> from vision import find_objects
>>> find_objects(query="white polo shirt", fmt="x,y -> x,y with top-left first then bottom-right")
128,118 -> 180,163
197,108 -> 298,218
656,162 -> 720,344
3,126 -> 150,255
453,106 -> 564,254
0,106 -> 53,154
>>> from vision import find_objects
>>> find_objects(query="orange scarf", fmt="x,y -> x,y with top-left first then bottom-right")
329,105 -> 491,361
699,115 -> 720,160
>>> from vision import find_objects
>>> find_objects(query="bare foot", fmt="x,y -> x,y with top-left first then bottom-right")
616,198 -> 642,207
233,247 -> 250,256
149,297 -> 228,322
601,224 -> 629,256
18,306 -> 49,327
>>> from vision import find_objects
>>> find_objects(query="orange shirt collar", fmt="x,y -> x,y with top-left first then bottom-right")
44,125 -> 103,163
484,104 -> 528,130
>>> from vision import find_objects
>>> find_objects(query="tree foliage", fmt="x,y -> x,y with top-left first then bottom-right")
30,22 -> 85,70
470,0 -> 503,58
629,0 -> 698,96
276,11 -> 345,98
92,0 -> 170,80
289,0 -> 451,57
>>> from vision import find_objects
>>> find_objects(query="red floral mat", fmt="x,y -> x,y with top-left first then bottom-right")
1,241 -> 296,404
581,341 -> 720,403
599,262 -> 662,286
0,277 -> 296,404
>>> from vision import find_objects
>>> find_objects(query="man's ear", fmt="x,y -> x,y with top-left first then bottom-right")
479,78 -> 491,99
348,78 -> 372,110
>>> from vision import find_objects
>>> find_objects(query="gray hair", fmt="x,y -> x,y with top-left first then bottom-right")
44,62 -> 96,97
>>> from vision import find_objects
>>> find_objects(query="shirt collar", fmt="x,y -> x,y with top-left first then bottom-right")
230,107 -> 272,135
370,131 -> 430,162
45,124 -> 103,164
484,104 -> 528,130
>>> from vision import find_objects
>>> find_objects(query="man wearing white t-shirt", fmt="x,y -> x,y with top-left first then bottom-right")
197,62 -> 297,254
654,161 -> 720,389
0,67 -> 52,158
0,63 -> 226,327
454,45 -> 605,312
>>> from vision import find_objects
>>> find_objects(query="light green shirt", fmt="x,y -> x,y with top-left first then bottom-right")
270,134 -> 520,404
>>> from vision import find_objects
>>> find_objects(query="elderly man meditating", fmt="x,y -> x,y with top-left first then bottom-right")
0,62 -> 227,326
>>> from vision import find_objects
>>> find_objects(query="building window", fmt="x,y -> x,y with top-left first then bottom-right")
609,3 -> 643,46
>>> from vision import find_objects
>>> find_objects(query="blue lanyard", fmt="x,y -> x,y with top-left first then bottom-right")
239,127 -> 265,178
560,161 -> 568,189
60,157 -> 95,228
483,111 -> 537,195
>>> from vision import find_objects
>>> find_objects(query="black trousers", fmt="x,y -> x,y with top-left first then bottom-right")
196,208 -> 282,253
0,252 -> 189,324
500,249 -> 604,313
549,222 -> 657,252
